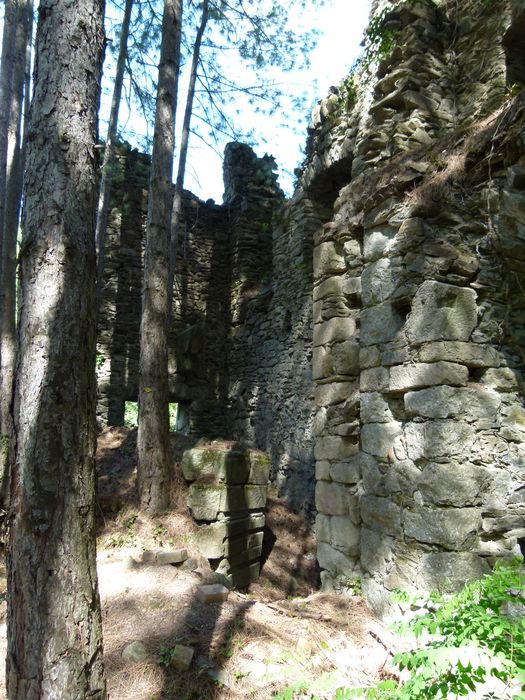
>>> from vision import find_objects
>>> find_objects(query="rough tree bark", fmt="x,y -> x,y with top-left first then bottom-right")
0,0 -> 33,507
95,0 -> 134,310
168,0 -> 209,312
6,1 -> 107,698
138,0 -> 182,514
0,0 -> 18,275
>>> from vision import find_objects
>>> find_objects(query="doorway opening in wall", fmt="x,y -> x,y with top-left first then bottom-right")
123,401 -> 179,432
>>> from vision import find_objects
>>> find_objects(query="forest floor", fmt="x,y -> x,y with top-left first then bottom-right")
0,428 -> 400,699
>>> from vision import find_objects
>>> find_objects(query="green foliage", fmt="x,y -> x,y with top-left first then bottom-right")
351,558 -> 525,700
360,7 -> 395,74
107,512 -> 138,548
124,401 -> 138,428
157,644 -> 179,667
124,401 -> 178,430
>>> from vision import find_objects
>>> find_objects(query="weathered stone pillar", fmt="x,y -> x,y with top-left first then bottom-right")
182,444 -> 270,587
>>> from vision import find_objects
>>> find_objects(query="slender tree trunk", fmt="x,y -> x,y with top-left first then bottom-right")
6,0 -> 106,697
0,0 -> 33,508
95,0 -> 133,310
0,0 -> 18,280
138,0 -> 182,514
168,0 -> 209,313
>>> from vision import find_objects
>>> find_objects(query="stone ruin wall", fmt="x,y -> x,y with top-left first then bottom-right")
98,0 -> 525,614
307,0 -> 525,614
96,142 -> 316,514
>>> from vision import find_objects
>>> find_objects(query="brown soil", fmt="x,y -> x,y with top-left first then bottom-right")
0,428 -> 399,700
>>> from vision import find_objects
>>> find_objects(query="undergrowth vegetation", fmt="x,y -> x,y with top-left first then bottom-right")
273,558 -> 525,700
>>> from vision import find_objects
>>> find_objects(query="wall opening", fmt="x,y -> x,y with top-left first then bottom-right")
503,10 -> 525,87
123,401 -> 179,432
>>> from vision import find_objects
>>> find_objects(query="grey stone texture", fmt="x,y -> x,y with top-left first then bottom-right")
183,446 -> 268,588
99,0 -> 525,617
307,0 -> 525,615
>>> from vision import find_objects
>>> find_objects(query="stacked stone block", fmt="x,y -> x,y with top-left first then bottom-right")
182,445 -> 270,588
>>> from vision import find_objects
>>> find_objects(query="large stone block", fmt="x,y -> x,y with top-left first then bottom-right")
312,346 -> 333,379
317,542 -> 357,575
313,275 -> 361,303
361,392 -> 394,423
313,317 -> 357,347
415,462 -> 499,507
315,381 -> 355,407
406,281 -> 477,343
316,513 -> 331,543
482,367 -> 521,391
360,527 -> 394,577
315,481 -> 359,518
329,454 -> 362,484
360,366 -> 389,392
332,341 -> 360,376
405,420 -> 475,461
389,361 -> 468,392
361,422 -> 403,457
314,241 -> 347,277
418,341 -> 500,367
404,506 -> 481,548
361,496 -> 402,537
361,257 -> 402,306
404,385 -> 501,421
182,447 -> 270,485
383,547 -> 490,594
187,483 -> 267,521
363,225 -> 397,262
330,516 -> 360,556
361,302 -> 405,346
314,436 -> 359,461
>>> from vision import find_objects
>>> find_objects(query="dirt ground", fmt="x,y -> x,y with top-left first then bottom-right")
0,428 -> 399,699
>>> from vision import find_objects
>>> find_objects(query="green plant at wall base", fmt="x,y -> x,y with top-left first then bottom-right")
350,558 -> 525,700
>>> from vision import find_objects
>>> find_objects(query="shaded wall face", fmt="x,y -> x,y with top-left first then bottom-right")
96,147 -> 149,425
224,143 -> 318,516
309,0 -> 525,614
96,148 -> 232,437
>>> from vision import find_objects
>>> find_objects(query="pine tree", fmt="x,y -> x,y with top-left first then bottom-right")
6,1 -> 107,696
138,0 -> 183,514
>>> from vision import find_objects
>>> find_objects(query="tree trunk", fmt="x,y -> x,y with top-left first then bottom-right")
6,1 -> 106,698
0,0 -> 18,279
0,0 -> 33,508
168,0 -> 209,314
95,0 -> 134,311
138,0 -> 182,514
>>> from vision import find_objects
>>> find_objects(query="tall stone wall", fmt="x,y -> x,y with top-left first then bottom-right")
98,0 -> 525,612
96,143 -> 316,514
308,0 -> 525,614
224,144 -> 317,514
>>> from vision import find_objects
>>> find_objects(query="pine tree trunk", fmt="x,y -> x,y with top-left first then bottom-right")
0,0 -> 18,277
138,0 -> 182,514
95,0 -> 134,311
0,0 -> 33,507
6,1 -> 106,697
168,0 -> 209,313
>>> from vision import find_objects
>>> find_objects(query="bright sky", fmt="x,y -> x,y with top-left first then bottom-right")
0,1 -> 372,201
196,0 -> 373,199
101,0 -> 372,201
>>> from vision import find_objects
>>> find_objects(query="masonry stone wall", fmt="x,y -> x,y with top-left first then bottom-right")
98,0 -> 525,613
308,0 -> 525,614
